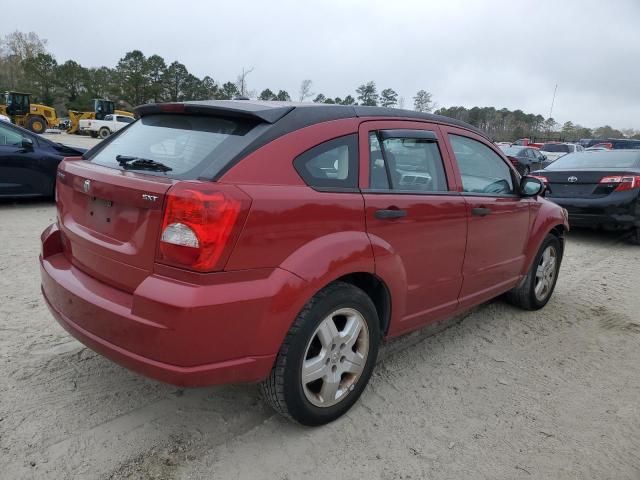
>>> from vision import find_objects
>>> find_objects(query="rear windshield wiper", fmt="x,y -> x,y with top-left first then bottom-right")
116,154 -> 172,172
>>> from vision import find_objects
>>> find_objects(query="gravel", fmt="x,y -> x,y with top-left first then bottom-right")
1,200 -> 639,480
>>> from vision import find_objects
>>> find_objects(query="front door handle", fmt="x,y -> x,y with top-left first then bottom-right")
471,207 -> 492,217
375,208 -> 407,219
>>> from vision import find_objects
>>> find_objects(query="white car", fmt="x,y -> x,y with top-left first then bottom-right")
539,143 -> 584,162
0,114 -> 10,123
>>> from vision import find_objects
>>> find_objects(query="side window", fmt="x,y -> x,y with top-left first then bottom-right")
450,134 -> 515,195
0,123 -> 25,146
104,115 -> 113,121
293,134 -> 358,189
117,116 -> 134,124
369,130 -> 448,192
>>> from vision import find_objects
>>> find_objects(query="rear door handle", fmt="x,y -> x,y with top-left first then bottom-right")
375,208 -> 407,219
471,207 -> 492,217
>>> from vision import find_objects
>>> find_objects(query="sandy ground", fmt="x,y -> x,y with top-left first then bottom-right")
0,200 -> 639,480
41,132 -> 102,150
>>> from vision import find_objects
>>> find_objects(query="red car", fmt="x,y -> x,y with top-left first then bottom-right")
40,101 -> 568,425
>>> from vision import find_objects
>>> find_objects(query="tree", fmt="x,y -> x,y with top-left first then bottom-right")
356,81 -> 378,106
116,50 -> 149,106
543,117 -> 557,134
22,53 -> 58,104
275,90 -> 291,101
341,95 -> 355,105
593,125 -> 624,138
380,88 -> 398,108
1,31 -> 48,90
235,66 -> 254,97
199,76 -> 218,99
163,61 -> 191,101
313,93 -> 326,103
299,79 -> 313,101
56,60 -> 86,104
146,54 -> 167,103
413,90 -> 433,112
323,97 -> 336,104
85,67 -> 112,100
217,81 -> 239,100
258,88 -> 277,101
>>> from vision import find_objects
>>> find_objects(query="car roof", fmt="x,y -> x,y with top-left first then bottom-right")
135,100 -> 489,140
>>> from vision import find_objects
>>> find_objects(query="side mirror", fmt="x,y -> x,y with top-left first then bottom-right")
21,137 -> 34,150
520,176 -> 545,197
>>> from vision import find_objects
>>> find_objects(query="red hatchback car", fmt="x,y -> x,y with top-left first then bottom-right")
40,101 -> 568,425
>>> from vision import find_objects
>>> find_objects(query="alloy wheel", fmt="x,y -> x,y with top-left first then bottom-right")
301,308 -> 369,408
534,245 -> 557,301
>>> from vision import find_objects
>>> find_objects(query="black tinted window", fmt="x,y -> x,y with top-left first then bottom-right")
450,134 -> 514,195
369,131 -> 448,192
88,114 -> 258,180
293,134 -> 358,189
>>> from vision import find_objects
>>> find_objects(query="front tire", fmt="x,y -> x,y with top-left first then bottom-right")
506,234 -> 562,310
27,116 -> 46,134
261,282 -> 380,426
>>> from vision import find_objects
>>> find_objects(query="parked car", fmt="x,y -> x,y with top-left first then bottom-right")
0,119 -> 85,198
499,145 -> 547,175
79,113 -> 135,139
539,142 -> 584,162
512,138 -> 543,149
532,150 -> 640,243
40,101 -> 568,425
579,138 -> 640,149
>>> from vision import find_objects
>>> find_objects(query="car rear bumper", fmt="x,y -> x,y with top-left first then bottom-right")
39,224 -> 306,387
548,192 -> 639,228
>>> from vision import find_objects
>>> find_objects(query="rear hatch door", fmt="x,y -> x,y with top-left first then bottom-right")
57,160 -> 173,292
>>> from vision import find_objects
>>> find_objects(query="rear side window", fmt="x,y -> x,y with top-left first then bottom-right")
293,134 -> 358,189
450,134 -> 515,195
87,114 -> 258,180
116,116 -> 134,124
369,131 -> 448,192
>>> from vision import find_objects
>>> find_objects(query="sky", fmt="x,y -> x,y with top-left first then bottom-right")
6,0 -> 640,129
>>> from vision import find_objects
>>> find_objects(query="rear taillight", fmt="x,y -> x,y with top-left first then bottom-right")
599,175 -> 640,192
531,175 -> 548,183
158,183 -> 251,272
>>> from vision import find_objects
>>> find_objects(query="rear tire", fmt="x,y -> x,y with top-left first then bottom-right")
98,127 -> 111,139
631,227 -> 640,245
27,116 -> 46,134
261,282 -> 380,426
506,234 -> 562,310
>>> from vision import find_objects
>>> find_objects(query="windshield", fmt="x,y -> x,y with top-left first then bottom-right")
541,144 -> 571,153
87,114 -> 259,179
545,151 -> 640,170
500,146 -> 526,156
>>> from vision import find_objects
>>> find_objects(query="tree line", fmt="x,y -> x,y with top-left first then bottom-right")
1,30 -> 637,141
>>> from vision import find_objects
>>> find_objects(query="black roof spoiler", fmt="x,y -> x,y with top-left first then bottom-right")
134,100 -> 294,124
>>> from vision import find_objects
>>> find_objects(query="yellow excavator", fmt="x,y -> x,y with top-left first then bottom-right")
67,99 -> 133,134
0,91 -> 59,134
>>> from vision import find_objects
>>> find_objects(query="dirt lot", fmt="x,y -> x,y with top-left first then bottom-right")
1,200 -> 639,480
41,132 -> 101,150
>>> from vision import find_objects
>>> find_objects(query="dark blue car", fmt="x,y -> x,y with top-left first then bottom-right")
0,120 -> 85,198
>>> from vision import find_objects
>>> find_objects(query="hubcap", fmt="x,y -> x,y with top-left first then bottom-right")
534,246 -> 557,301
301,308 -> 369,408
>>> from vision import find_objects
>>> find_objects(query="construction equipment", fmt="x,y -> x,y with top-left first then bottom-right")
67,99 -> 133,134
0,91 -> 59,134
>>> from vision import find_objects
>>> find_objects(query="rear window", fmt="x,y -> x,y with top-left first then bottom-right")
87,114 -> 258,179
541,144 -> 571,153
546,152 -> 640,169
